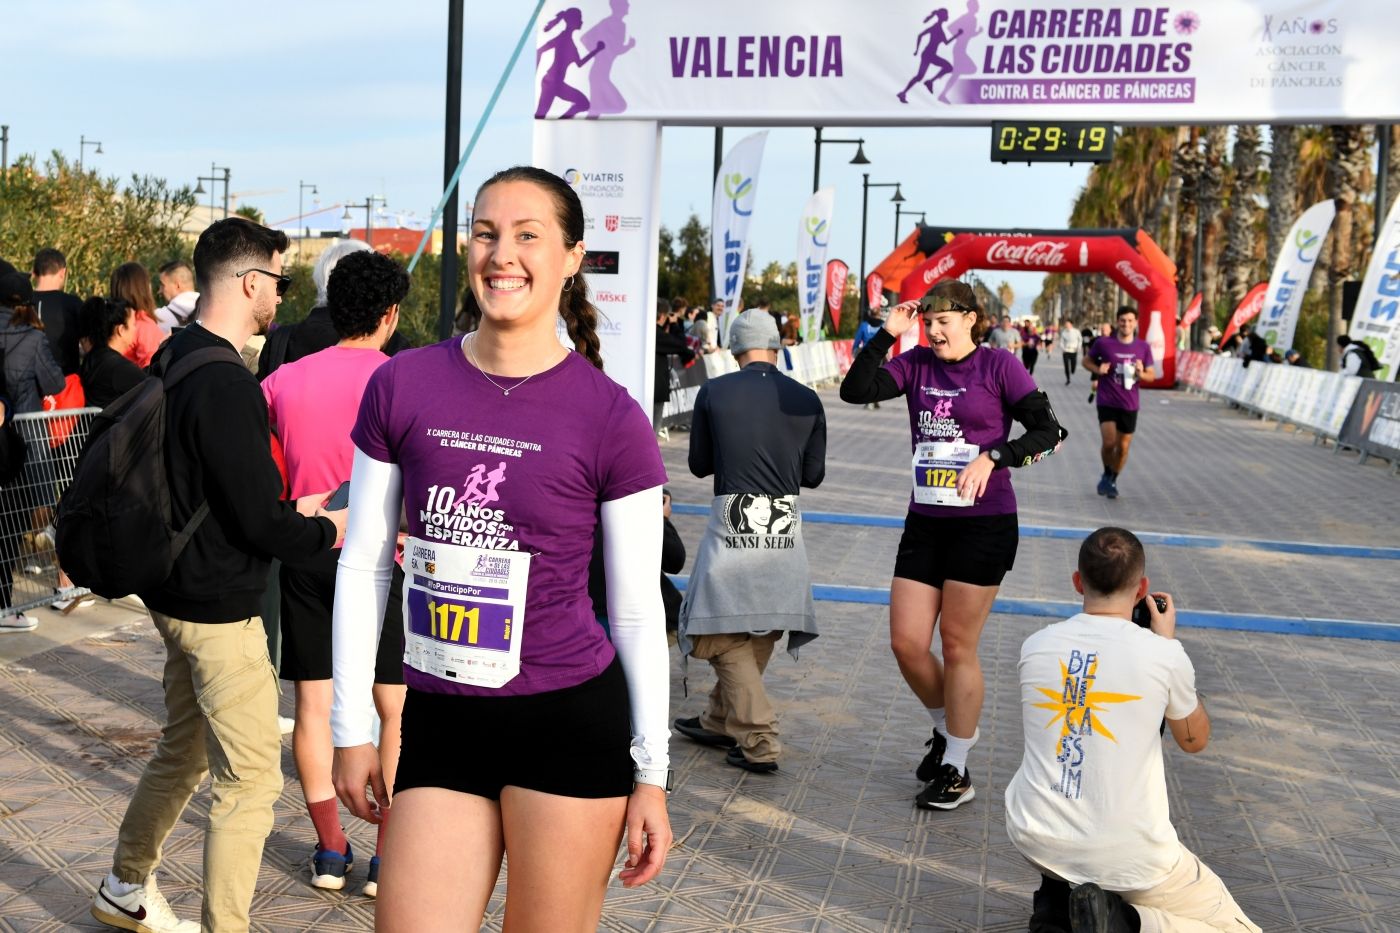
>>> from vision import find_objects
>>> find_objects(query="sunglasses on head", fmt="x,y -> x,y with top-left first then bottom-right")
919,298 -> 975,314
235,268 -> 292,296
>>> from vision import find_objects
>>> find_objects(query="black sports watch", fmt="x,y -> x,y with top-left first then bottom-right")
988,447 -> 1004,466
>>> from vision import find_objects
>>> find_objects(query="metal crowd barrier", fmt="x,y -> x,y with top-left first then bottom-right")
1177,351 -> 1360,442
2,407 -> 101,616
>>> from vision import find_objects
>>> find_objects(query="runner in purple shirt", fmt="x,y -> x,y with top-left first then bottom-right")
330,167 -> 672,927
1083,306 -> 1156,499
840,280 -> 1065,812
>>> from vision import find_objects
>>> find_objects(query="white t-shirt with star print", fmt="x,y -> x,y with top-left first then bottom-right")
1004,613 -> 1199,891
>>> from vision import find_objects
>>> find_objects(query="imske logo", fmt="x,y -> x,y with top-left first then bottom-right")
1295,226 -> 1321,262
725,173 -> 755,216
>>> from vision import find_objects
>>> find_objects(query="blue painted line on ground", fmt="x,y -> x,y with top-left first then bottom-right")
670,504 -> 1400,560
669,577 -> 1400,642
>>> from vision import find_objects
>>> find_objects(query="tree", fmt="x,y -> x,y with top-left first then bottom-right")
1264,125 -> 1298,269
0,153 -> 195,299
657,214 -> 710,309
1324,125 -> 1368,368
995,281 -> 1015,315
1220,125 -> 1262,312
234,204 -> 265,225
1196,126 -> 1229,313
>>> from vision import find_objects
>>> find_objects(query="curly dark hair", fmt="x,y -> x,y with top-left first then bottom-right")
326,250 -> 410,339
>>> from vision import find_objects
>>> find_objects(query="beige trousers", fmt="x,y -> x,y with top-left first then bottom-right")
692,631 -> 784,763
113,614 -> 283,933
1122,845 -> 1261,933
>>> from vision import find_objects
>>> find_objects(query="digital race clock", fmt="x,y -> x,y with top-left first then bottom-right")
990,122 -> 1115,163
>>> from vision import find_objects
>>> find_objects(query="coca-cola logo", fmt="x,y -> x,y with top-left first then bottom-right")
921,254 -> 958,286
984,239 -> 1068,268
1115,260 -> 1151,291
826,263 -> 848,312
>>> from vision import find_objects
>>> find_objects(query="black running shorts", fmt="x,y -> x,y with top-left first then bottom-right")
1096,405 -> 1139,434
279,548 -> 405,685
393,654 -> 634,801
893,511 -> 1019,589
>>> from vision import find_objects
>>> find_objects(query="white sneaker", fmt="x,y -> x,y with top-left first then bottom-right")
91,874 -> 199,932
0,613 -> 36,633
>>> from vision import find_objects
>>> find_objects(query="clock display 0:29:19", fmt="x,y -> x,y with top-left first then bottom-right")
990,122 -> 1115,163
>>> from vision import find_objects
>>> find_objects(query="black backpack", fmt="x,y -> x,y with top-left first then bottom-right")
56,346 -> 243,598
1349,341 -> 1381,378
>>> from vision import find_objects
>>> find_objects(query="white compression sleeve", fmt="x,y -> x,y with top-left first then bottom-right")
601,486 -> 672,772
330,446 -> 402,748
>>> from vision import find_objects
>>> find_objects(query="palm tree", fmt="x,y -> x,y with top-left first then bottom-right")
1325,125 -> 1368,368
1220,126 -> 1263,310
1196,126 -> 1229,313
1265,125 -> 1297,269
996,281 -> 1015,315
1173,128 -> 1204,307
1387,125 -> 1400,219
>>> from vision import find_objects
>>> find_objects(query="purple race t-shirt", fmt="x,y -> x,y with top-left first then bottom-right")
1089,337 -> 1154,412
885,344 -> 1039,517
351,338 -> 667,697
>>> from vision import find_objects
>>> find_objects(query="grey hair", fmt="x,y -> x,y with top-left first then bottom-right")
314,239 -> 372,305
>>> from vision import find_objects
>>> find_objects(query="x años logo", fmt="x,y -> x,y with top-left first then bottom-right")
724,173 -> 755,216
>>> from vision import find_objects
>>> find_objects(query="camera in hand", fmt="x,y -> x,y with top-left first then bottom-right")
1132,594 -> 1168,629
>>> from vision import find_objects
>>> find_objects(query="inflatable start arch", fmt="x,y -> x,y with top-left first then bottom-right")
891,227 -> 1179,387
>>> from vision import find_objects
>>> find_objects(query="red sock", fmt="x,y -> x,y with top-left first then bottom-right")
307,798 -> 348,854
376,805 -> 390,856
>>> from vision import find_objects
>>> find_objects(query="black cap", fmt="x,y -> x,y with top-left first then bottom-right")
0,271 -> 34,308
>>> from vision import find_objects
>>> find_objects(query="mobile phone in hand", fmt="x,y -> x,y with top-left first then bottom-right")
325,481 -> 351,511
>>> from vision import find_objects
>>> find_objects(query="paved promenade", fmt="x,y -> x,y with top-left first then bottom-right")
2,370 -> 1398,931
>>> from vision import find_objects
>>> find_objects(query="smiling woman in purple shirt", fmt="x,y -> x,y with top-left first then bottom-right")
840,280 -> 1065,813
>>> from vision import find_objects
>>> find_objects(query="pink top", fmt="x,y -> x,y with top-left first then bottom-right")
263,345 -> 389,499
123,313 -> 165,369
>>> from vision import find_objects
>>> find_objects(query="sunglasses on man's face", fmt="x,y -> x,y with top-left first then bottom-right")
235,268 -> 292,296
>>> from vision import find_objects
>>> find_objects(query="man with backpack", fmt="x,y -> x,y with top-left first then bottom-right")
84,217 -> 346,933
1338,334 -> 1382,379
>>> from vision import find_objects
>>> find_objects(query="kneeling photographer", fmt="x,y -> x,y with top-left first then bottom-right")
1003,527 -> 1260,933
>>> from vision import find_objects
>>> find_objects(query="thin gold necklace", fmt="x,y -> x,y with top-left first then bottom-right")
464,334 -> 536,397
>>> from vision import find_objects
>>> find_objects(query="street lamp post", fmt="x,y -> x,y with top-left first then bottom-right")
78,134 -> 103,172
343,196 -> 387,248
894,206 -> 926,248
194,174 -> 219,222
859,174 -> 904,313
211,164 -> 231,218
298,180 -> 318,264
812,127 -> 870,193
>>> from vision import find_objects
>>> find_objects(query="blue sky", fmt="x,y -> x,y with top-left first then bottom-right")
4,1 -> 1092,314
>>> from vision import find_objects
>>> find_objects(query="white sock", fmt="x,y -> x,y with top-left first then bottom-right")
942,728 -> 979,773
926,707 -> 947,735
106,872 -> 141,896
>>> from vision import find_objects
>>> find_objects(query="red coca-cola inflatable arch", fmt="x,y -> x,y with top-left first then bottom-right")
893,228 -> 1179,387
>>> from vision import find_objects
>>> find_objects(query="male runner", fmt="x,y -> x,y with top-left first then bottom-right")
1083,307 -> 1154,499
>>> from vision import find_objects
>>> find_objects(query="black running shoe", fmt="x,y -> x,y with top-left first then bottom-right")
915,763 -> 974,810
674,716 -> 736,748
915,727 -> 947,782
725,746 -> 778,773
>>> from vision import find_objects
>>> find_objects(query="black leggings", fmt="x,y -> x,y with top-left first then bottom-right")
1063,352 -> 1078,382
